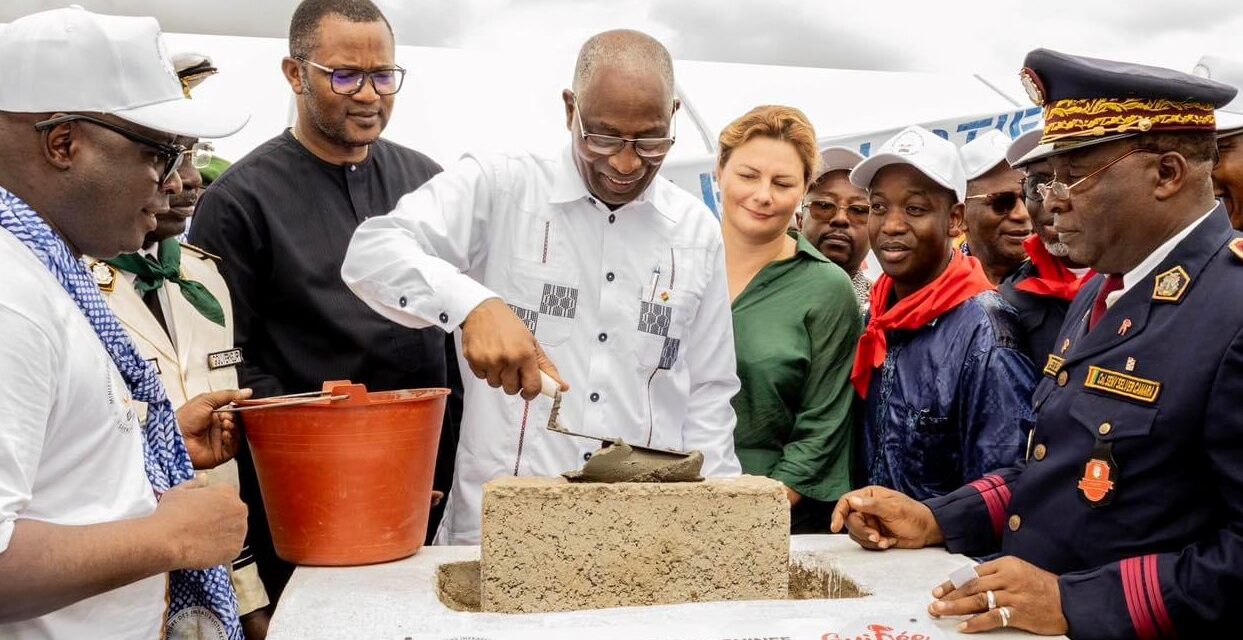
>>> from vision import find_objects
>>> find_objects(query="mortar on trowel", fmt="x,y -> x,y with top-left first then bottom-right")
537,372 -> 704,482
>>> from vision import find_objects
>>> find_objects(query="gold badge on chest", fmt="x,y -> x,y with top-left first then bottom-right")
1043,354 -> 1065,377
1152,266 -> 1190,303
90,261 -> 116,292
1083,365 -> 1161,403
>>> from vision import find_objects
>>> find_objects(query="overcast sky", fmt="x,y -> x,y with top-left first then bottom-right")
3,0 -> 1241,78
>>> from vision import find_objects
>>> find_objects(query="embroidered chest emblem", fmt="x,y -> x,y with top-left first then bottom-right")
1152,266 -> 1190,303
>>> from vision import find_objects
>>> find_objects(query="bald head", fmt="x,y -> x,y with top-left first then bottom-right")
572,30 -> 674,104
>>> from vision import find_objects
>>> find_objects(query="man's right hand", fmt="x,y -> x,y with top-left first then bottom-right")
830,485 -> 944,550
461,297 -> 568,400
154,477 -> 248,570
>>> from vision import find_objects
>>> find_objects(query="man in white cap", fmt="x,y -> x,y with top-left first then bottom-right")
847,125 -> 1036,501
959,129 -> 1033,284
997,127 -> 1096,364
0,7 -> 251,640
1195,54 -> 1243,231
801,146 -> 873,311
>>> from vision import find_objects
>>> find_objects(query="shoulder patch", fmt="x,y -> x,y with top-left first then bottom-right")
1230,238 -> 1243,263
179,242 -> 221,262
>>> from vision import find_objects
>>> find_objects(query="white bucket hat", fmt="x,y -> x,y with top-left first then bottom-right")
850,125 -> 967,203
0,6 -> 248,139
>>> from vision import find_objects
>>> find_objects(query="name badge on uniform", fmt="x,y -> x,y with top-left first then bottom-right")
1078,442 -> 1118,507
207,348 -> 243,370
1042,354 -> 1065,378
1083,365 -> 1161,403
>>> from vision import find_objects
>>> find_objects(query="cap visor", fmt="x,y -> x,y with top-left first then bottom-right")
1217,111 -> 1243,135
850,153 -> 960,200
1014,133 -> 1139,165
817,146 -> 865,178
113,95 -> 249,139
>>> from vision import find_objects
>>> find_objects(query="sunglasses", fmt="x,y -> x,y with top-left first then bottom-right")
296,57 -> 406,96
34,114 -> 186,185
965,190 -> 1022,215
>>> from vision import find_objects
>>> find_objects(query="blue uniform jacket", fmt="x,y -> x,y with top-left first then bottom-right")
926,207 -> 1243,639
863,291 -> 1037,500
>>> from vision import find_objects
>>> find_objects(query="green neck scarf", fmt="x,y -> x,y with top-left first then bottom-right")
105,238 -> 225,327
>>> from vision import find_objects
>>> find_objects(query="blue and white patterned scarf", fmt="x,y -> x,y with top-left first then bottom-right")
0,187 -> 240,639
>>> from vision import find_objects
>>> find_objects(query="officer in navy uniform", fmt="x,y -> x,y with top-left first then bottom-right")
830,48 -> 1243,638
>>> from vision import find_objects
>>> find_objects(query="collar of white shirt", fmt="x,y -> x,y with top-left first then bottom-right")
548,145 -> 662,213
1106,205 -> 1217,307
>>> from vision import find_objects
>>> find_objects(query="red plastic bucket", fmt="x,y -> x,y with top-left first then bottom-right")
240,380 -> 448,566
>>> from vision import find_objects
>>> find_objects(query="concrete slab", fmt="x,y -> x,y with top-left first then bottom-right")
268,535 -> 1064,639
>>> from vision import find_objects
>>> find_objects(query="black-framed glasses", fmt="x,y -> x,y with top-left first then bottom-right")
296,57 -> 406,96
1036,148 -> 1158,201
802,199 -> 870,222
34,114 -> 185,185
965,190 -> 1022,215
573,97 -> 676,159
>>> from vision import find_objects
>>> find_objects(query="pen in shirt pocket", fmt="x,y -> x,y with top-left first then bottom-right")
647,266 -> 661,301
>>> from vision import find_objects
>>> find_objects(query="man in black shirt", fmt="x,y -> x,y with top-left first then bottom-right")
190,0 -> 456,604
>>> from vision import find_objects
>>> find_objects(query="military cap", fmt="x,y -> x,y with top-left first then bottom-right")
1016,48 -> 1237,162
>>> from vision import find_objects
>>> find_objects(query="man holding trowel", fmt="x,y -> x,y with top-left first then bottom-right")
342,29 -> 742,544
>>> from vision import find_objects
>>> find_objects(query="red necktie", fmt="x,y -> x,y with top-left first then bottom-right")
1088,274 -> 1124,332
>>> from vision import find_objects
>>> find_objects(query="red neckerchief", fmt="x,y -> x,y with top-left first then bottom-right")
1014,235 -> 1096,301
851,252 -> 995,398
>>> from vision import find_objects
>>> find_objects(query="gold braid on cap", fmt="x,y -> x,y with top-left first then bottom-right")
1041,98 -> 1217,144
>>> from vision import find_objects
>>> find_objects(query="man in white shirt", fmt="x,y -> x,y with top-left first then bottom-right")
0,8 -> 250,639
342,29 -> 742,544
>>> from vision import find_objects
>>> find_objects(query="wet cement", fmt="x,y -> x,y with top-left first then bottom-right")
562,440 -> 704,483
436,557 -> 868,613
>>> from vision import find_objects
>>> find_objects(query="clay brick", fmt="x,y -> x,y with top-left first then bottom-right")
479,475 -> 789,613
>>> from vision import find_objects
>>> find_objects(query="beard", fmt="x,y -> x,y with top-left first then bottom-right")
1044,239 -> 1071,257
302,81 -> 377,148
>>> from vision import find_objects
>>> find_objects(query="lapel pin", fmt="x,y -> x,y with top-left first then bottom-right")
1118,318 -> 1132,336
1061,338 -> 1071,354
1125,357 -> 1137,372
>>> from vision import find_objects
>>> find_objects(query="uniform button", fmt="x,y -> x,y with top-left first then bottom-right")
1057,370 -> 1069,387
598,332 -> 607,342
1098,422 -> 1113,436
606,272 -> 615,282
583,452 -> 592,461
349,165 -> 357,172
439,312 -> 449,323
1008,515 -> 1022,532
589,392 -> 600,402
398,296 -> 408,308
608,214 -> 616,224
1033,444 -> 1047,461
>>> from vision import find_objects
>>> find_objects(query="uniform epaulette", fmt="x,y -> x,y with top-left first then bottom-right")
1230,237 -> 1243,263
180,241 -> 221,262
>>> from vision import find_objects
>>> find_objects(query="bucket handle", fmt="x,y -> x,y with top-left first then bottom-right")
321,380 -> 371,406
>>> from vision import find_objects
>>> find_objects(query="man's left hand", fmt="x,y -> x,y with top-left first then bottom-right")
177,389 -> 253,469
929,556 -> 1068,635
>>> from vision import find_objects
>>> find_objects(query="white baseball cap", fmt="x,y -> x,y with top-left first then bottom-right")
1005,128 -> 1043,167
1193,55 -> 1243,137
0,6 -> 247,139
815,146 -> 865,180
959,129 -> 1013,180
850,125 -> 967,203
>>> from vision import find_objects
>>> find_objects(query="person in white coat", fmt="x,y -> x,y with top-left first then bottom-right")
341,29 -> 742,544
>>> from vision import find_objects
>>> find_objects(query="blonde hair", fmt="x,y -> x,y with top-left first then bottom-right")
716,105 -> 819,186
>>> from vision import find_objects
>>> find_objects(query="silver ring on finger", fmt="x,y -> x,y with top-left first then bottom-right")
986,589 -> 997,611
999,606 -> 1012,628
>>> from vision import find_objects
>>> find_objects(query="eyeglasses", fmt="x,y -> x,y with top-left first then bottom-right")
1020,174 -> 1050,203
1036,148 -> 1157,201
35,114 -> 186,185
965,190 -> 1022,215
803,199 -> 870,222
183,141 -> 215,170
296,57 -> 406,96
573,97 -> 676,159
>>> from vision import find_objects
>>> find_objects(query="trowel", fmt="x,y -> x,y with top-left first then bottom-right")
538,371 -> 694,459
